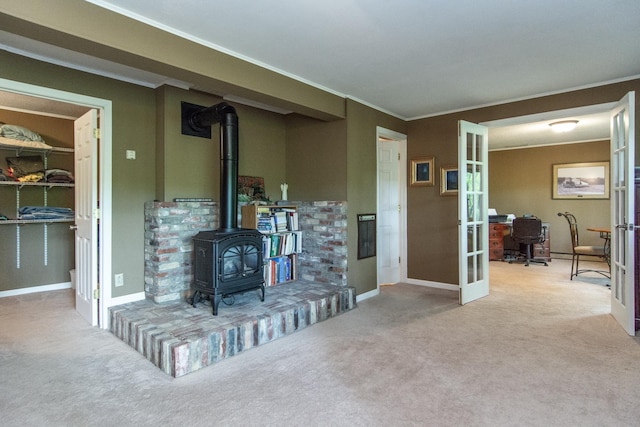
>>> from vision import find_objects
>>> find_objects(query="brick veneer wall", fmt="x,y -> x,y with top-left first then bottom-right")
144,201 -> 217,303
144,200 -> 348,303
295,201 -> 348,286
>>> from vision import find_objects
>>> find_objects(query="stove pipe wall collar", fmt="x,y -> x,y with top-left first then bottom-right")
181,101 -> 238,138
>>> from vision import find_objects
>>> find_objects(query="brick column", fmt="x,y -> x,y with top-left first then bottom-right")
296,201 -> 348,286
144,201 -> 217,303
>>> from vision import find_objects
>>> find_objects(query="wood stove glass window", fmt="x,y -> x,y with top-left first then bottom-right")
221,243 -> 261,280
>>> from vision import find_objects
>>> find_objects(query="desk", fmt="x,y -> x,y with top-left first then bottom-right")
587,227 -> 611,266
489,223 -> 511,260
489,222 -> 551,262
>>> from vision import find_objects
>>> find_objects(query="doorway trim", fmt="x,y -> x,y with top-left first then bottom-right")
479,99 -> 635,333
0,77 -> 113,329
376,126 -> 408,292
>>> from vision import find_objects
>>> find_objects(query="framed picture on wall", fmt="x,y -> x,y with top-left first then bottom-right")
440,165 -> 458,196
552,161 -> 609,199
410,156 -> 434,186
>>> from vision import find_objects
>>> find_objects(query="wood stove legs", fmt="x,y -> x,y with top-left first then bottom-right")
188,290 -> 203,309
189,283 -> 266,316
188,290 -> 221,315
208,283 -> 266,316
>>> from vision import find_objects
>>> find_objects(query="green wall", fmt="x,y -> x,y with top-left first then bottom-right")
156,86 -> 289,203
285,100 -> 407,296
285,114 -> 348,201
345,100 -> 407,296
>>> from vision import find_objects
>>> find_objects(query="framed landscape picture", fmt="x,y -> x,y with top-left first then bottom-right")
552,161 -> 609,199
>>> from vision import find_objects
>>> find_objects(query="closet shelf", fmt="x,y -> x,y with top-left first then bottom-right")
0,181 -> 74,188
0,219 -> 74,225
0,134 -> 75,268
0,139 -> 73,155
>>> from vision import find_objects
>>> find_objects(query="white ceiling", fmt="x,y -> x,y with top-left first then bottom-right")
2,0 -> 639,149
86,0 -> 640,119
482,103 -> 614,151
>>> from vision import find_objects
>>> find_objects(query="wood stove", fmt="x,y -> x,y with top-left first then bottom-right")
185,102 -> 265,315
192,229 -> 264,315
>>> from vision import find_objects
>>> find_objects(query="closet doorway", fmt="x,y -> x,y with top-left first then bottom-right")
0,78 -> 113,328
376,127 -> 407,291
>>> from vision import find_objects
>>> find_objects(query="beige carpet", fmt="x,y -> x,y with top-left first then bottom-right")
1,259 -> 639,426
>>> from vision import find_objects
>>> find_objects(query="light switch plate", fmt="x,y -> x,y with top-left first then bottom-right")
126,150 -> 136,160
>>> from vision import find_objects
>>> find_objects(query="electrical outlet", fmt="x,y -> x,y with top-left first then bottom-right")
125,150 -> 136,160
115,273 -> 124,287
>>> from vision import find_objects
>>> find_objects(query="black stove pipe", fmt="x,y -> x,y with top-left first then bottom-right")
189,102 -> 239,231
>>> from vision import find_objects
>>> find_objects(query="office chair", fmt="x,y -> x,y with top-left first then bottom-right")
556,212 -> 609,280
509,217 -> 548,267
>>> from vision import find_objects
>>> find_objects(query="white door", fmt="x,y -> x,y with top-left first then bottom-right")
377,139 -> 401,285
458,121 -> 490,304
74,110 -> 99,325
610,92 -> 636,336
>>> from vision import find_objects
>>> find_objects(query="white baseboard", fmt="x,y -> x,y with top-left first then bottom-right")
109,291 -> 145,306
356,288 -> 379,303
357,279 -> 456,303
404,278 -> 459,292
0,282 -> 72,298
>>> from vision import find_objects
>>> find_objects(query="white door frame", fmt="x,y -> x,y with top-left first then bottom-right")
0,78 -> 113,328
376,127 -> 408,292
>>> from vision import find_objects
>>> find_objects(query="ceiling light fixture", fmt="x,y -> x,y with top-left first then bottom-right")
549,120 -> 578,132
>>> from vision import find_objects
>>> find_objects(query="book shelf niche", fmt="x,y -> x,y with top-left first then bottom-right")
241,204 -> 302,286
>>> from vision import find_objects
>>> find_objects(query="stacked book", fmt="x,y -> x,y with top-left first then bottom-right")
254,207 -> 299,234
257,214 -> 276,233
274,211 -> 288,232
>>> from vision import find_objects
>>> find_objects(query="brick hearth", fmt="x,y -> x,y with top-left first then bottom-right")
115,199 -> 353,376
110,281 -> 356,377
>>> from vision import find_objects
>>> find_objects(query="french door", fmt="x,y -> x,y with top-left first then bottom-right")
458,121 -> 490,304
610,92 -> 636,335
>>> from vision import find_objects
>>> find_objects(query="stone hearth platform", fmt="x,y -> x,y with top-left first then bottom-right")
110,281 -> 356,377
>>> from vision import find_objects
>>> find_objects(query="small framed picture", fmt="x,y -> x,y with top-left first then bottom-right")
440,165 -> 458,196
410,157 -> 434,186
552,161 -> 609,199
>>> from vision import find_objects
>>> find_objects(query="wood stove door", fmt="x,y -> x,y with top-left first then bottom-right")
220,241 -> 262,283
